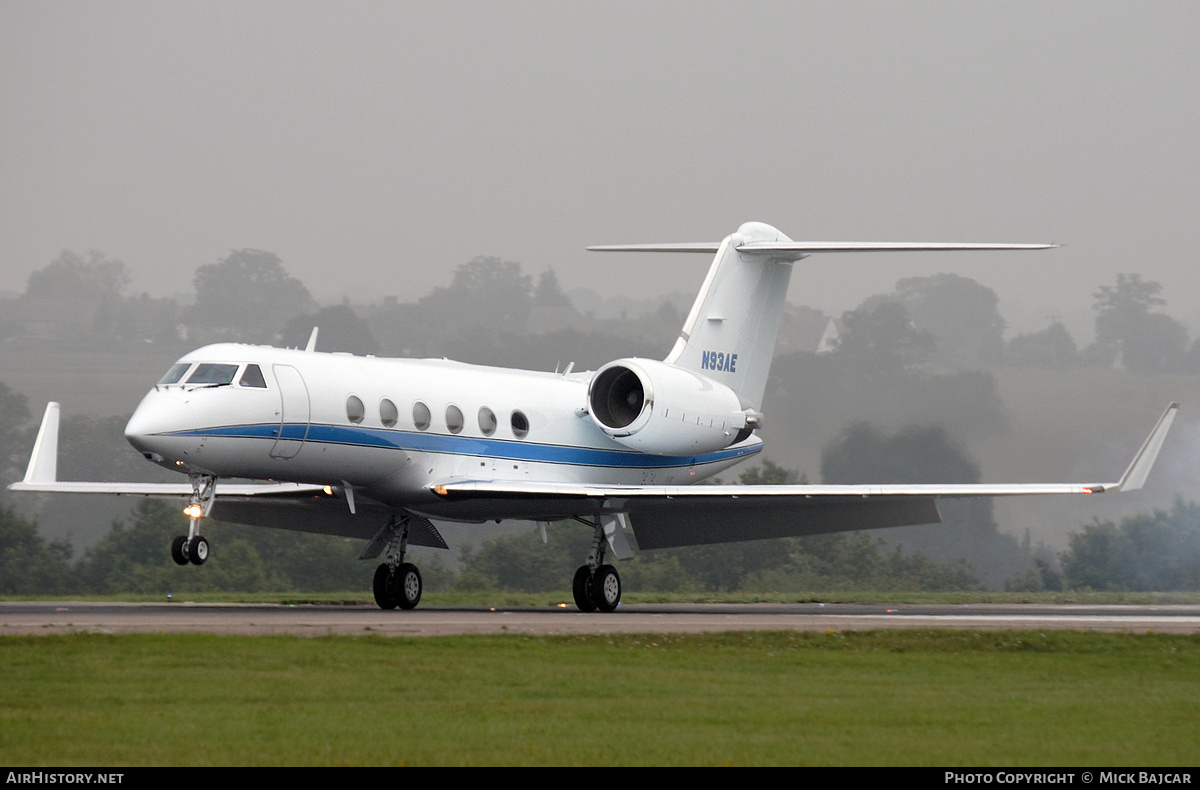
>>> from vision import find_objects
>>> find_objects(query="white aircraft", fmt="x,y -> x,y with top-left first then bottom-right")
9,222 -> 1178,612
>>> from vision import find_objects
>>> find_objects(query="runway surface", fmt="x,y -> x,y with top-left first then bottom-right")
3,601 -> 1200,636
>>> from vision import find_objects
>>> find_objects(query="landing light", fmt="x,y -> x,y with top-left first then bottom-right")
323,485 -> 334,496
183,504 -> 203,519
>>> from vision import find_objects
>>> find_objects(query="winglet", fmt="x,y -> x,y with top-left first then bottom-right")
22,402 -> 60,485
1108,402 -> 1179,492
305,327 -> 319,353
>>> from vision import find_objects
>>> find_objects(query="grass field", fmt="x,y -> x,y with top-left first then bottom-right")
3,630 -> 1198,766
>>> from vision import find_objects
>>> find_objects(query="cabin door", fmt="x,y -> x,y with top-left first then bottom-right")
271,364 -> 310,459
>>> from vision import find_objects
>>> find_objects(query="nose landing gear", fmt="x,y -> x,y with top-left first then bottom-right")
171,473 -> 215,566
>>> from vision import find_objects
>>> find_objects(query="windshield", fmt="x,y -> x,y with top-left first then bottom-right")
186,363 -> 240,386
158,363 -> 192,385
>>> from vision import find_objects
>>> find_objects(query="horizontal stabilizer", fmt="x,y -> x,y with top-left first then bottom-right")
588,241 -> 1057,258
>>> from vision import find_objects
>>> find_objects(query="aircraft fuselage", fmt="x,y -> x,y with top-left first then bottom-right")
124,343 -> 762,520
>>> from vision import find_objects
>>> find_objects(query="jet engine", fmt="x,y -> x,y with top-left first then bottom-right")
587,358 -> 756,455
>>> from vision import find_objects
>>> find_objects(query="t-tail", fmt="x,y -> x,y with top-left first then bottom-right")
589,222 -> 1055,408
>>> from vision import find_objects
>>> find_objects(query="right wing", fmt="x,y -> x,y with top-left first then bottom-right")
429,403 -> 1178,549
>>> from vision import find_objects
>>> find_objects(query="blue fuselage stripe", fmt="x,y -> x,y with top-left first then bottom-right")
168,423 -> 760,469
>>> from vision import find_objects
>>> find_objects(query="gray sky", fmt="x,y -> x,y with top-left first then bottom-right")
3,1 -> 1199,339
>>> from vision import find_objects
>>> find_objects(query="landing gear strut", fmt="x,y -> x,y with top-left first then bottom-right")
371,516 -> 423,610
171,473 -> 215,566
572,516 -> 622,613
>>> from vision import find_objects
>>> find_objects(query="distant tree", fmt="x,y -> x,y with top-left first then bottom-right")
0,382 -> 31,483
25,250 -> 129,301
894,274 -> 1006,366
1006,321 -> 1079,368
190,249 -> 314,343
533,268 -> 572,308
820,422 -> 1030,587
835,301 -> 935,371
1060,500 -> 1200,591
1091,274 -> 1188,374
0,504 -> 73,594
282,304 -> 379,355
457,523 -> 592,592
418,256 -> 533,338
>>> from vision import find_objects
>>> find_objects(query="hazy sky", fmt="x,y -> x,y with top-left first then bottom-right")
3,1 -> 1199,340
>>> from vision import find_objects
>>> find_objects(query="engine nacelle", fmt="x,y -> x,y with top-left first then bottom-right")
587,358 -> 753,455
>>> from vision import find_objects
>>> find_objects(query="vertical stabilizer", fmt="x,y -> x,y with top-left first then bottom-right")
665,222 -> 796,407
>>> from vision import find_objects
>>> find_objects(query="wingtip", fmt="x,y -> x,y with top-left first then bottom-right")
22,402 -> 62,485
1112,402 -> 1178,492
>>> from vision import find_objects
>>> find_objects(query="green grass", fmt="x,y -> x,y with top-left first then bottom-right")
2,630 -> 1198,766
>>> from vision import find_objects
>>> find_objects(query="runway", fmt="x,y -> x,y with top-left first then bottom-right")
3,601 -> 1200,636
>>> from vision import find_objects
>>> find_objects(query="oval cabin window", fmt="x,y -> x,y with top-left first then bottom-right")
478,407 -> 497,436
346,395 -> 365,424
413,401 -> 431,431
380,398 -> 398,428
446,405 -> 464,434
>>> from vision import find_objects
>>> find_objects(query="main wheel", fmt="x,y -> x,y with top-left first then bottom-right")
390,563 -> 422,610
572,565 -> 597,612
591,564 -> 621,612
373,564 -> 397,610
188,536 -> 209,566
170,536 -> 189,566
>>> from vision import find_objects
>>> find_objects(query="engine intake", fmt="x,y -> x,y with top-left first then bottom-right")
587,358 -> 753,455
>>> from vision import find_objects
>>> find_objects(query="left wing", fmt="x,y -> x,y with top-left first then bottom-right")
8,401 -> 327,498
429,403 -> 1178,549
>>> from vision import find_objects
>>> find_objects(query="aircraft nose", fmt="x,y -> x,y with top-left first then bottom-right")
124,391 -> 194,455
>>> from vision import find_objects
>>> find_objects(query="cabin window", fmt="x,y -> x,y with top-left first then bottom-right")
346,395 -> 365,424
478,407 -> 497,436
186,364 -> 239,386
380,398 -> 398,428
413,401 -> 431,431
158,363 -> 191,385
446,404 -> 464,434
238,364 -> 268,389
511,410 -> 529,439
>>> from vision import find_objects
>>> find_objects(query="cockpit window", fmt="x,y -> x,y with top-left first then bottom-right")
158,363 -> 192,385
238,364 -> 268,389
186,363 -> 239,386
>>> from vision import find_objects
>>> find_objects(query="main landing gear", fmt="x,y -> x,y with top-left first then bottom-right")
571,516 -> 622,613
372,515 -> 423,610
171,473 -> 215,566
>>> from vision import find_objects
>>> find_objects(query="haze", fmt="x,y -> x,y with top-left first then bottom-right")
3,1 -> 1199,340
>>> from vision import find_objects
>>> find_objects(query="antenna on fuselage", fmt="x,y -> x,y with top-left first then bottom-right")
305,327 -> 319,353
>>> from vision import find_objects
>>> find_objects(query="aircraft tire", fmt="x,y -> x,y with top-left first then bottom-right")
373,564 -> 397,610
572,566 -> 597,612
171,536 -> 189,566
591,565 -> 621,613
392,563 -> 422,610
188,536 -> 209,566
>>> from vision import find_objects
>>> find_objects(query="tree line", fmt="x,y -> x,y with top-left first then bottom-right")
5,458 -> 1197,596
3,246 -> 1199,376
